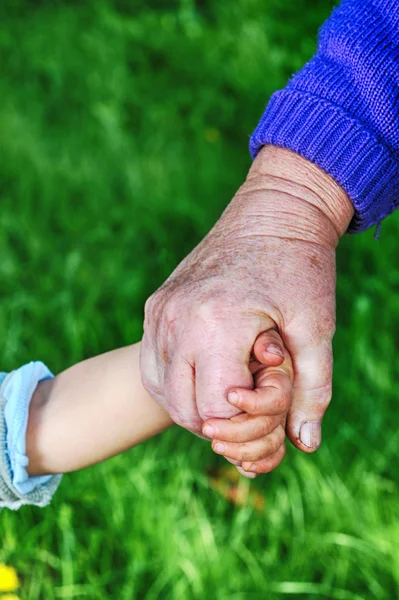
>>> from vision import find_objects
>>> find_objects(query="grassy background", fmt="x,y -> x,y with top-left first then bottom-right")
1,1 -> 399,598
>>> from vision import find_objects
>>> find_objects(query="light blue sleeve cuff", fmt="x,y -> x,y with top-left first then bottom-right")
4,361 -> 55,495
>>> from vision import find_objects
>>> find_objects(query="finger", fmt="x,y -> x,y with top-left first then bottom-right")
163,353 -> 203,433
208,449 -> 257,479
139,333 -> 165,407
202,413 -> 281,442
222,457 -> 257,478
252,330 -> 294,383
222,451 -> 258,479
241,442 -> 286,474
236,465 -> 257,479
195,312 -> 276,421
229,333 -> 294,417
224,456 -> 241,466
227,373 -> 292,416
252,329 -> 286,367
285,337 -> 333,453
212,424 -> 285,462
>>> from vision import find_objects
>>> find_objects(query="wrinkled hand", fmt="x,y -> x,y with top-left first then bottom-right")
140,145 -> 354,453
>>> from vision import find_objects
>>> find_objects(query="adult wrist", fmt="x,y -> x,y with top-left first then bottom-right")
248,145 -> 354,240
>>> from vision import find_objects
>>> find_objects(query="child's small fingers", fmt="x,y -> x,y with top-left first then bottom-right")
224,456 -> 241,466
241,442 -> 286,474
202,413 -> 281,443
251,330 -> 294,385
227,375 -> 292,416
224,457 -> 257,479
252,329 -> 286,367
212,424 -> 285,462
236,465 -> 257,479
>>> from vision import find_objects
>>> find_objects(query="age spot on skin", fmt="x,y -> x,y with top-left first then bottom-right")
310,254 -> 321,269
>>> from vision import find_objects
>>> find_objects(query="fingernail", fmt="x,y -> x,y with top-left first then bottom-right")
203,425 -> 215,438
300,421 -> 321,449
265,343 -> 284,357
213,442 -> 225,454
227,391 -> 240,405
246,463 -> 257,473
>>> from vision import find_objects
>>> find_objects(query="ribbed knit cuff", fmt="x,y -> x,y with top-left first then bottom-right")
250,90 -> 399,233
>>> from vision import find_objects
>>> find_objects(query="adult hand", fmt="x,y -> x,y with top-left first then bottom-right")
140,145 -> 354,453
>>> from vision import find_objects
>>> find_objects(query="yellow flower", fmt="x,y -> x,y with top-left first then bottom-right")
1,595 -> 20,600
0,564 -> 20,592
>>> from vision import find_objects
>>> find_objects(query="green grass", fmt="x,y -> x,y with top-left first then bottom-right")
1,1 -> 398,598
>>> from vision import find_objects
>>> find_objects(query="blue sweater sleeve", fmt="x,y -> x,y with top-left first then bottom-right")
250,0 -> 399,233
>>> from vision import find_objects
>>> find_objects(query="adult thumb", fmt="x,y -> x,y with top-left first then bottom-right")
286,339 -> 333,453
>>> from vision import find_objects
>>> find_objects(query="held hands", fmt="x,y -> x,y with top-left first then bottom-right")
202,329 -> 293,477
141,145 -> 354,459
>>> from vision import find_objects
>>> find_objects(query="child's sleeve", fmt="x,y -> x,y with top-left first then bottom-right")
0,362 -> 62,511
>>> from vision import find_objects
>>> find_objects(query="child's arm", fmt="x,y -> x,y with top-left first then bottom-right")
26,343 -> 173,477
26,331 -> 292,479
0,331 -> 291,512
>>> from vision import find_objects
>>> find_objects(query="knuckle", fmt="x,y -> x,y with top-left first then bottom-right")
144,288 -> 180,330
144,292 -> 158,320
164,299 -> 179,327
194,296 -> 249,336
196,297 -> 225,323
308,383 -> 333,408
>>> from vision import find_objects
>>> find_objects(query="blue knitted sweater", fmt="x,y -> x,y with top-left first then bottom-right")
250,0 -> 399,233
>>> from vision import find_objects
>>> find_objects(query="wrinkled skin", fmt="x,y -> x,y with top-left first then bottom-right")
140,145 -> 354,458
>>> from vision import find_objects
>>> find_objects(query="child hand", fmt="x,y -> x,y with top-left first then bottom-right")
202,329 -> 293,477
